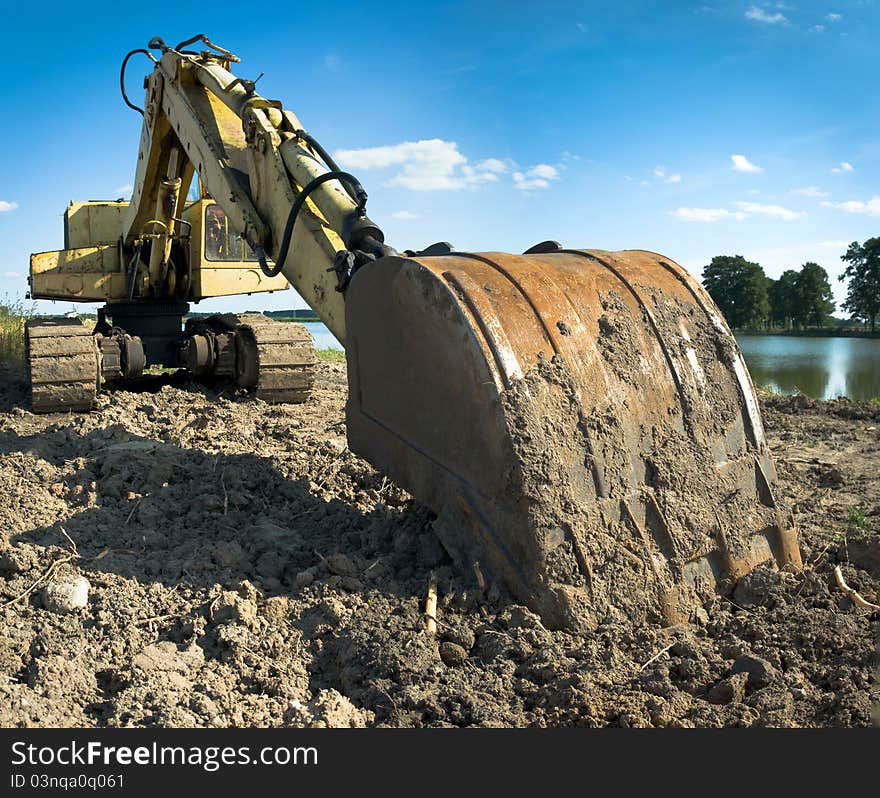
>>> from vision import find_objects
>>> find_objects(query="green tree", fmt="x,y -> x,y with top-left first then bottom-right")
769,269 -> 799,329
840,238 -> 880,332
794,262 -> 835,328
702,255 -> 770,329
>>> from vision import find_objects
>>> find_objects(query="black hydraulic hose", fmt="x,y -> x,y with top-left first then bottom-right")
295,130 -> 360,203
256,171 -> 367,278
173,34 -> 240,62
120,49 -> 157,115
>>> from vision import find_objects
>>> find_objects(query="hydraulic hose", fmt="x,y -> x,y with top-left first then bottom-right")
256,171 -> 367,278
120,48 -> 157,115
295,130 -> 360,204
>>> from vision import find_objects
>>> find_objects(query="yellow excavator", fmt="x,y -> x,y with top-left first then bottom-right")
26,35 -> 802,630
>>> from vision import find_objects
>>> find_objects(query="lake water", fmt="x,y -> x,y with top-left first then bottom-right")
303,322 -> 343,352
303,321 -> 880,402
736,334 -> 880,401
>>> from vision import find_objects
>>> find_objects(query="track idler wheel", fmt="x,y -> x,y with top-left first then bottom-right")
184,314 -> 316,404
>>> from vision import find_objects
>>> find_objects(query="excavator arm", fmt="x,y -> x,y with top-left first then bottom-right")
25,36 -> 802,631
121,34 -> 391,341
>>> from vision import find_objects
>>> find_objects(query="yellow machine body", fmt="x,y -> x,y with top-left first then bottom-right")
30,199 -> 290,303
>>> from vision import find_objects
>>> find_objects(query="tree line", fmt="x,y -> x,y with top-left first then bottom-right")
701,237 -> 880,332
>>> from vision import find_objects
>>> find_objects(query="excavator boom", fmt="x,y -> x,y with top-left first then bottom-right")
25,36 -> 801,629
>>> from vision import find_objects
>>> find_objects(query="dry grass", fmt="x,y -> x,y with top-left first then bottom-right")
0,298 -> 30,366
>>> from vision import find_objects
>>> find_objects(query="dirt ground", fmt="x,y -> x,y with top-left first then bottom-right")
0,362 -> 877,728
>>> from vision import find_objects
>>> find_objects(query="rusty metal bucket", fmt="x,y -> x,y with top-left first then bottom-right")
344,249 -> 802,630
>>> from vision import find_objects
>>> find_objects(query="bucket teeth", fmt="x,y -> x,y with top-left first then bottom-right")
344,249 -> 802,630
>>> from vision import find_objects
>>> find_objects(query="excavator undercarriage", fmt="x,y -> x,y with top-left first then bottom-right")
24,309 -> 314,412
24,35 -> 802,631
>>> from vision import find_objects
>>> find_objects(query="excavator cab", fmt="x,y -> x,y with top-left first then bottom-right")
30,195 -> 289,305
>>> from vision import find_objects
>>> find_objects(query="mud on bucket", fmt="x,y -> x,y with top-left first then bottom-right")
344,248 -> 802,630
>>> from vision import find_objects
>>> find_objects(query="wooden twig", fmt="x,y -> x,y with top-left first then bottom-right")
0,554 -> 76,609
833,565 -> 880,611
206,591 -> 223,623
59,527 -> 78,557
312,447 -> 348,492
125,498 -> 141,525
135,612 -> 182,626
1,528 -> 82,609
472,560 -> 486,593
639,642 -> 675,672
425,573 -> 438,635
721,595 -> 752,613
313,550 -> 331,570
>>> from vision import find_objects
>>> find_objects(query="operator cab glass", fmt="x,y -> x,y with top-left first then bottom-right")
204,204 -> 259,262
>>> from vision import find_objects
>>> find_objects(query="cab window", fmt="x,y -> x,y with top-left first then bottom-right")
204,204 -> 243,261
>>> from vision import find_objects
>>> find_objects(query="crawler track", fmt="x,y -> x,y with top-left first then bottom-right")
231,313 -> 315,404
24,317 -> 100,413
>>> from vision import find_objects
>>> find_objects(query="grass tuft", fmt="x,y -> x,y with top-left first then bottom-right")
0,297 -> 32,366
315,348 -> 345,363
846,506 -> 867,530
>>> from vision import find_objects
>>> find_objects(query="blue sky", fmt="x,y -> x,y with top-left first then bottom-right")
1,0 -> 878,314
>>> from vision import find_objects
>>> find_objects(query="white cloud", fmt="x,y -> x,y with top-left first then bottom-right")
670,207 -> 747,223
461,165 -> 498,185
528,164 -> 559,180
745,6 -> 787,24
114,183 -> 133,196
813,24 -> 826,33
731,154 -> 764,173
792,186 -> 828,198
391,210 -> 420,220
3,271 -> 21,278
335,142 -> 564,193
335,139 -> 462,171
512,173 -> 547,191
513,164 -> 560,192
831,161 -> 854,173
475,158 -> 508,174
576,22 -> 587,32
827,13 -> 842,22
735,201 -> 805,221
829,196 -> 880,216
0,200 -> 18,213
334,139 -> 505,191
652,166 -> 682,184
818,240 -> 848,249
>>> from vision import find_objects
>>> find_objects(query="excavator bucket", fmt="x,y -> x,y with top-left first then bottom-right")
345,249 -> 802,630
